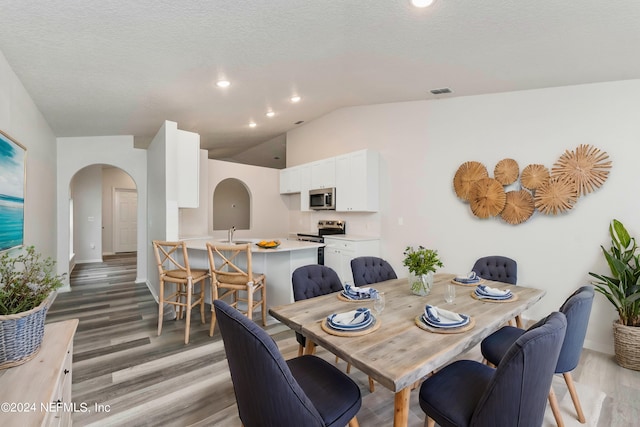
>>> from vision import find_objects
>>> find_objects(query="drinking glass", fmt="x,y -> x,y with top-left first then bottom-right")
444,284 -> 456,304
373,292 -> 385,315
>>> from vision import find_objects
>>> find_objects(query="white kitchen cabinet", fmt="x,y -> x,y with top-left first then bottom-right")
299,164 -> 311,211
310,157 -> 335,189
335,149 -> 379,212
323,236 -> 380,284
176,129 -> 200,208
279,166 -> 301,194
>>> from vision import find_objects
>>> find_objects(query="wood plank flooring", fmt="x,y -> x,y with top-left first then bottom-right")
46,253 -> 640,426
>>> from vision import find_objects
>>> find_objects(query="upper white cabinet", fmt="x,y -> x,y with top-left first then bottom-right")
310,157 -> 335,189
279,166 -> 301,194
335,149 -> 379,212
176,129 -> 200,208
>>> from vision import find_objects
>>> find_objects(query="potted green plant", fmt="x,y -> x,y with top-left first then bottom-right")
403,246 -> 444,296
0,246 -> 65,368
589,219 -> 640,370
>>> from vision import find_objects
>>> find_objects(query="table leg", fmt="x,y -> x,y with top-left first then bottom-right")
394,387 -> 410,427
304,339 -> 316,355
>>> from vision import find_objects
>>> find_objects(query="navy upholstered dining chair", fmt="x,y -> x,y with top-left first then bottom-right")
292,264 -> 375,392
480,285 -> 595,426
472,255 -> 518,285
350,256 -> 397,286
472,255 -> 520,327
213,299 -> 362,427
419,311 -> 567,427
292,265 -> 344,356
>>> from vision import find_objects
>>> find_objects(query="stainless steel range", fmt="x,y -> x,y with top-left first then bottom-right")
297,220 -> 346,264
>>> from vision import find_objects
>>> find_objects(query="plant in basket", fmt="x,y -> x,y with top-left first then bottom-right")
589,219 -> 640,370
403,246 -> 444,296
0,246 -> 65,368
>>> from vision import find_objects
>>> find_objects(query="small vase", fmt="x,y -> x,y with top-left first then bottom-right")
409,271 -> 434,296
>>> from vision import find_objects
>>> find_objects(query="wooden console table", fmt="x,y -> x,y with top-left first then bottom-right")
0,319 -> 79,426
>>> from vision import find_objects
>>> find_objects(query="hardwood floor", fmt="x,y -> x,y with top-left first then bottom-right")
47,253 -> 640,426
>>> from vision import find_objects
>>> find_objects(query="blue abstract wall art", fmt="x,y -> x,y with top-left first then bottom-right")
0,130 -> 25,252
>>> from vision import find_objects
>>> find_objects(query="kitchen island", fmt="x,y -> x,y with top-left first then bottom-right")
183,238 -> 324,316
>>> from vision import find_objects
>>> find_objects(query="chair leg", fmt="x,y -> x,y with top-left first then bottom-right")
548,385 -> 564,427
425,416 -> 435,427
157,280 -> 165,336
346,362 -> 352,374
209,282 -> 219,337
297,344 -> 304,357
515,315 -> 524,329
261,282 -> 267,326
200,280 -> 206,324
184,280 -> 193,344
563,372 -> 586,423
368,377 -> 375,393
246,284 -> 254,321
348,417 -> 359,427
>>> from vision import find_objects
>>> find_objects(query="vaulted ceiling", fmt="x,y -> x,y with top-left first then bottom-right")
1,1 -> 639,169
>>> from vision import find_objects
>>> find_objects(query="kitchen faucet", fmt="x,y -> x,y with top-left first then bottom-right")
228,226 -> 236,243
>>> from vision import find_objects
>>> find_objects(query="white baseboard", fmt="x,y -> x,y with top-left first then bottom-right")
584,338 -> 614,355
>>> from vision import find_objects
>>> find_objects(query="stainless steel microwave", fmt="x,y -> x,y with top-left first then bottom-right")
309,188 -> 336,210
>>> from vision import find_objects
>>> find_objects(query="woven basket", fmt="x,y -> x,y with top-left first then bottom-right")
613,321 -> 640,371
0,293 -> 53,369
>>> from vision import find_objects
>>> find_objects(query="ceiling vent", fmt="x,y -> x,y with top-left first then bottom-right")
430,87 -> 452,95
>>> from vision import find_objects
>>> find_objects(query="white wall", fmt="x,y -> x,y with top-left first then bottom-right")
71,165 -> 103,263
287,79 -> 640,354
0,50 -> 57,257
57,136 -> 148,288
179,158 -> 289,240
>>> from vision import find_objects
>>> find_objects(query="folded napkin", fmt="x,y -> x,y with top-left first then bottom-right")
344,284 -> 377,299
330,308 -> 371,326
424,305 -> 465,325
454,271 -> 480,284
475,284 -> 512,299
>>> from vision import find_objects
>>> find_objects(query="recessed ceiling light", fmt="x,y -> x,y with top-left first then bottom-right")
411,0 -> 435,7
290,95 -> 301,103
216,80 -> 231,88
249,122 -> 257,128
266,111 -> 275,118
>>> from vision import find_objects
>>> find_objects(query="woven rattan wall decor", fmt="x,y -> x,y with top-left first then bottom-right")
453,145 -> 611,225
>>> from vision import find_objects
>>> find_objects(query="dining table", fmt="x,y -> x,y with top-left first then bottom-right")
268,273 -> 546,427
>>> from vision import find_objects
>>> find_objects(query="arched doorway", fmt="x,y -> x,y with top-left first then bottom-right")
212,178 -> 251,230
69,165 -> 138,272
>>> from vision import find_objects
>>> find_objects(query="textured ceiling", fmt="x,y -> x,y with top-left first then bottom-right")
0,1 -> 639,169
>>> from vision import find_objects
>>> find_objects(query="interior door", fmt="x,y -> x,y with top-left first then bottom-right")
114,188 -> 137,253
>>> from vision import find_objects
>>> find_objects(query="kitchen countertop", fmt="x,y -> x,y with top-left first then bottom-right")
183,237 -> 324,252
321,234 -> 380,241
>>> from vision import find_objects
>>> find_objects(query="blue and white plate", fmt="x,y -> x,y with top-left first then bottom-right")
421,313 -> 470,329
327,309 -> 374,330
341,290 -> 374,300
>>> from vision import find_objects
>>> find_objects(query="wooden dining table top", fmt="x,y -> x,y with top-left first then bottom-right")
269,273 -> 546,393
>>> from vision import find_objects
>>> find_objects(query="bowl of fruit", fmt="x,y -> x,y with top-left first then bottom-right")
256,240 -> 281,249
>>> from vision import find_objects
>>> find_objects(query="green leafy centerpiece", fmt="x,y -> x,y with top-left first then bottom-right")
403,246 -> 444,296
0,246 -> 65,368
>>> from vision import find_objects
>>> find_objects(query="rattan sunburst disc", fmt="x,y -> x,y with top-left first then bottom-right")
534,176 -> 578,215
494,158 -> 519,185
551,144 -> 611,197
453,161 -> 489,201
469,178 -> 506,219
520,164 -> 550,190
500,190 -> 535,225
